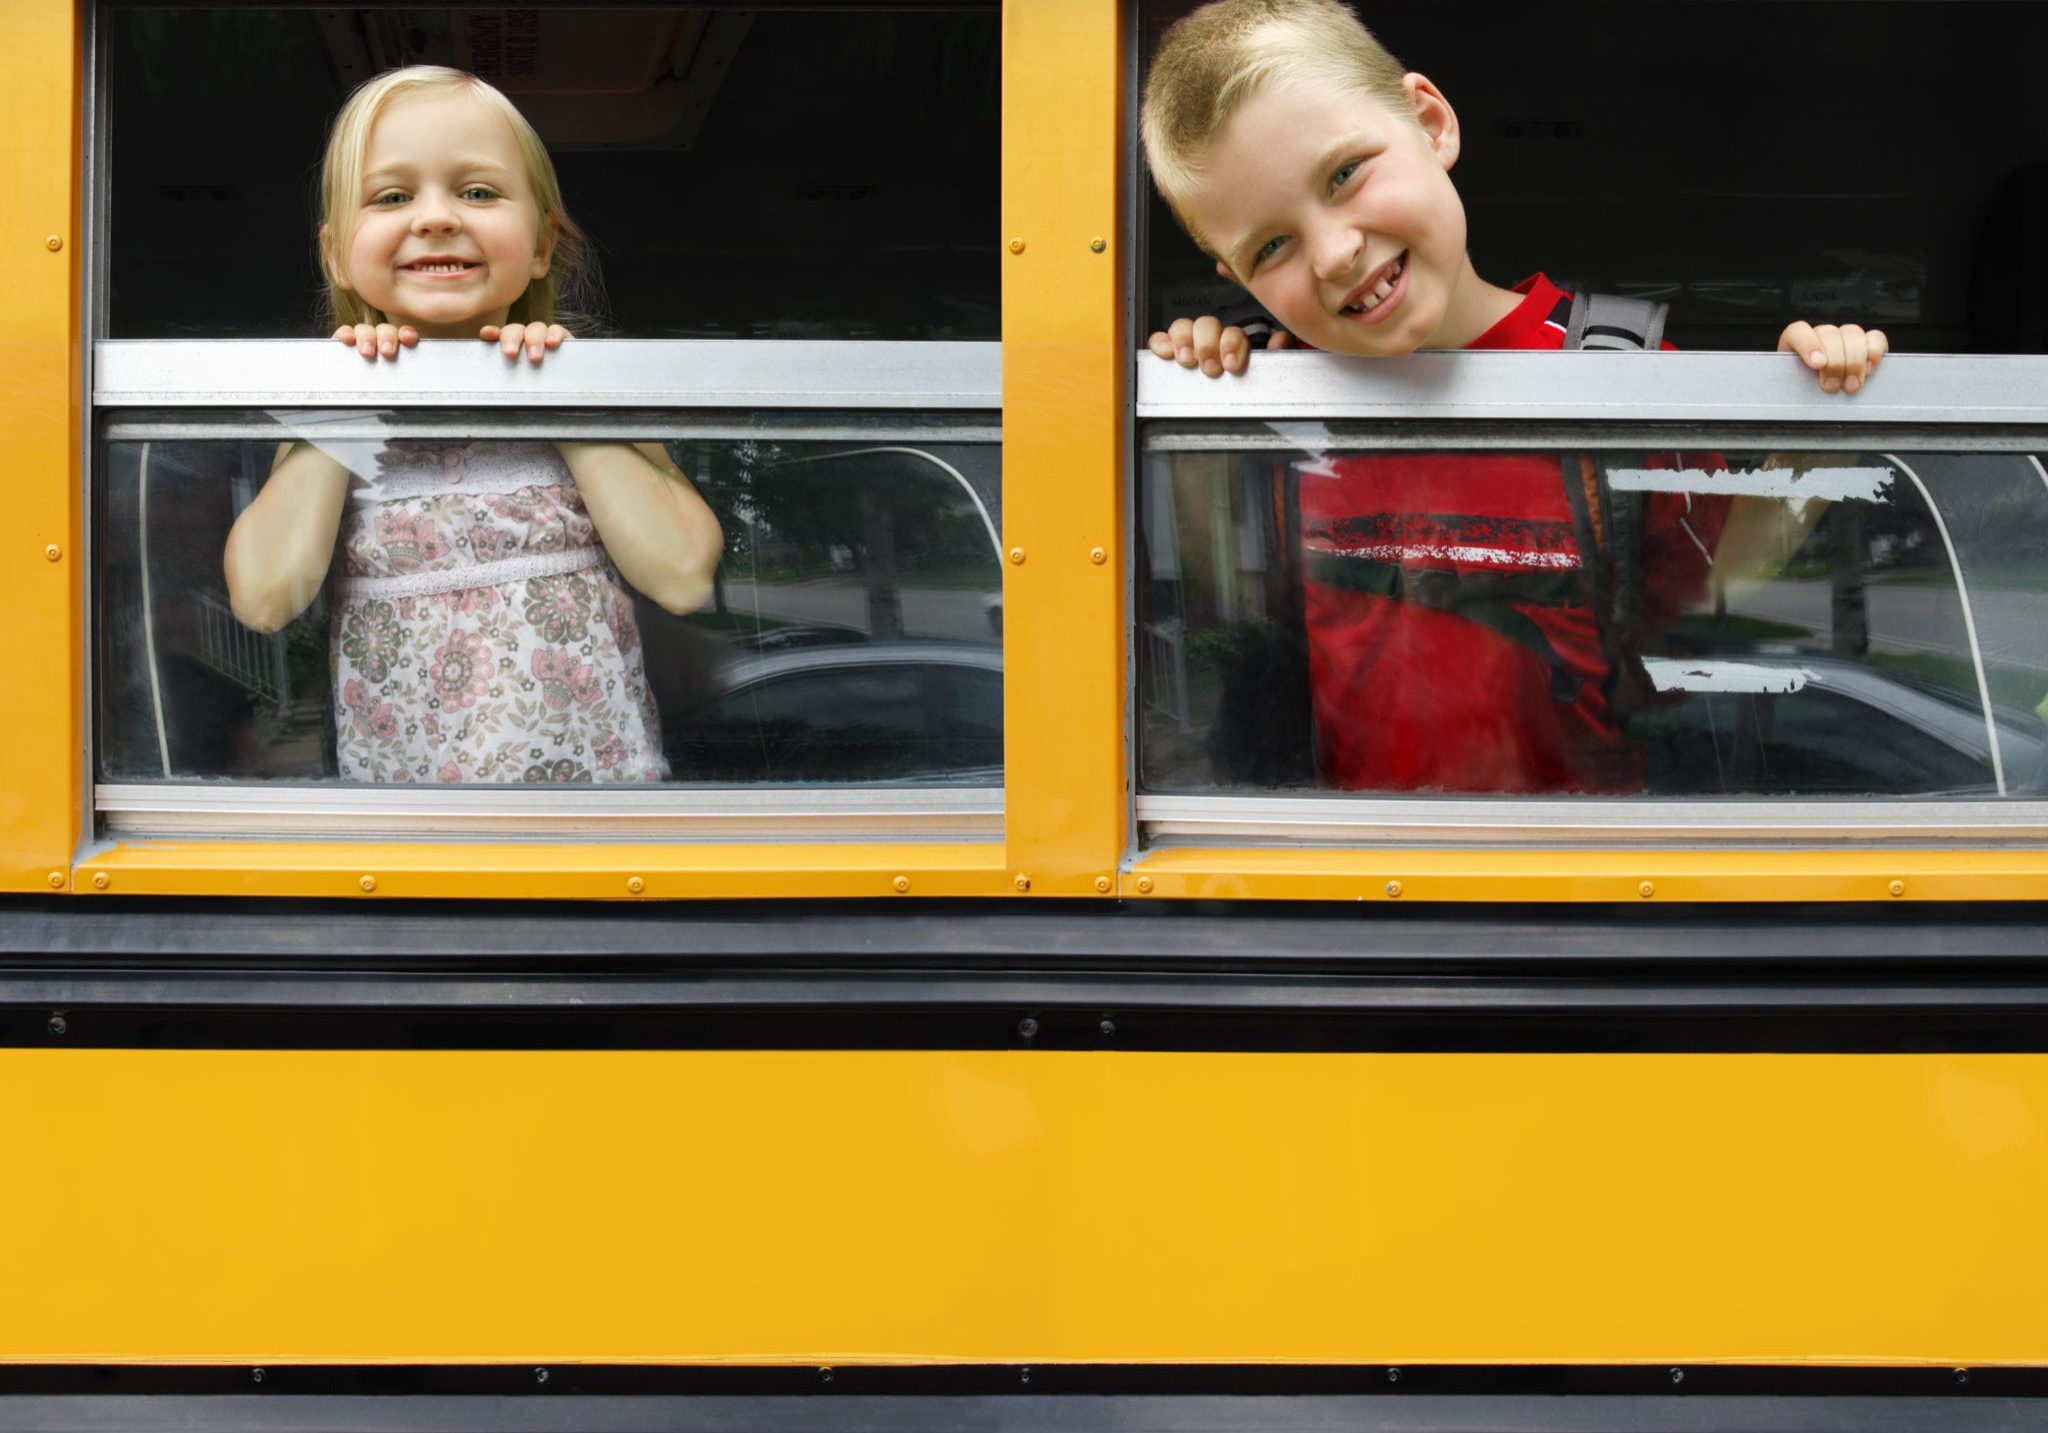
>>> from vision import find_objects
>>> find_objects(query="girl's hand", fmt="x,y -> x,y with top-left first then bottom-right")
1778,321 -> 1888,394
481,322 -> 573,365
334,322 -> 418,360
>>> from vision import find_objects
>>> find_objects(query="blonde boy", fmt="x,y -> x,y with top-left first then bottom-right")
1142,0 -> 1883,387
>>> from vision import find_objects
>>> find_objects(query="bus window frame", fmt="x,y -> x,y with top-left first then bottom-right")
67,0 -> 1048,899
89,339 -> 1005,842
1131,349 -> 2048,853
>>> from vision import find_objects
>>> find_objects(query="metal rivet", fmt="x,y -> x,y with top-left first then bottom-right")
818,1368 -> 834,1385
43,544 -> 61,562
626,876 -> 645,895
1008,238 -> 1025,255
1089,237 -> 1106,253
1954,1368 -> 1970,1386
47,1014 -> 66,1037
1384,879 -> 1403,898
251,1368 -> 266,1385
45,235 -> 62,252
1014,873 -> 1032,892
534,1367 -> 549,1385
1386,1367 -> 1402,1384
1018,1017 -> 1039,1039
1099,1018 -> 1116,1037
359,874 -> 377,893
91,872 -> 109,890
1135,876 -> 1154,894
892,875 -> 911,894
1669,1368 -> 1685,1385
1639,880 -> 1656,899
1089,546 -> 1107,565
1020,1367 -> 1033,1385
46,871 -> 64,889
1094,875 -> 1111,894
1008,547 -> 1025,564
1889,879 -> 1905,898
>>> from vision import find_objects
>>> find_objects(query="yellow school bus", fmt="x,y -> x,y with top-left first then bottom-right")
6,1 -> 2048,1428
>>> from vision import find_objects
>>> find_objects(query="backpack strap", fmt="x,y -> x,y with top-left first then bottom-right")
1565,291 -> 1668,352
1562,292 -> 1670,719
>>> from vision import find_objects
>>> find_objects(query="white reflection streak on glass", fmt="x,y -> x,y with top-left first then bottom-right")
1642,658 -> 1812,695
765,447 -> 1001,562
1604,465 -> 1896,503
135,441 -> 172,779
1883,452 -> 2005,796
1263,421 -> 1341,479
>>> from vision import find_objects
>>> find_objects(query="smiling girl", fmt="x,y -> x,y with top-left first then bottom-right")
224,67 -> 722,784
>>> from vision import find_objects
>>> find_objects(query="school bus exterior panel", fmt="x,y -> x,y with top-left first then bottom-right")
7,1 -> 2048,1429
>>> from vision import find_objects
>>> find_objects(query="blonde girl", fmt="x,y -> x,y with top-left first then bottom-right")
224,66 -> 722,783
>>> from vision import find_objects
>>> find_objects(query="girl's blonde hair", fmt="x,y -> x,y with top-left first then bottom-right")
317,65 -> 594,330
1141,0 -> 1412,255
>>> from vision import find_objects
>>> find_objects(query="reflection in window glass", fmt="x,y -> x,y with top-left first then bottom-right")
1138,438 -> 2048,798
100,426 -> 1002,787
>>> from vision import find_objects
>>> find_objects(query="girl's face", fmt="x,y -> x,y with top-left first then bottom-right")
333,88 -> 552,336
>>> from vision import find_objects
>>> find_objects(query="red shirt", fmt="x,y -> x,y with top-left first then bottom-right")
1298,273 -> 1724,792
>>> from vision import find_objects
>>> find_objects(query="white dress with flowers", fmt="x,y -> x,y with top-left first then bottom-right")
330,440 -> 666,783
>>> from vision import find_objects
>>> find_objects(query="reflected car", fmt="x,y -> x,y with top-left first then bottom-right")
668,641 -> 1002,785
1634,654 -> 2048,797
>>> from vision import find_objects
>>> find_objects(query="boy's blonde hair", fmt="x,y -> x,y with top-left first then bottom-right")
318,65 -> 593,330
1142,0 -> 1412,253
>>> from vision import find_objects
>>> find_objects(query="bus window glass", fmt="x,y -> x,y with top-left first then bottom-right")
98,425 -> 1002,787
1137,439 -> 2048,799
106,6 -> 998,340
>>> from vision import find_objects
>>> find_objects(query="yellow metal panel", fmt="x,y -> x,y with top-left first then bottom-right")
1125,847 -> 2048,903
1000,0 -> 1127,896
0,1 -> 80,892
78,840 -> 1008,901
2,1049 -> 2045,1364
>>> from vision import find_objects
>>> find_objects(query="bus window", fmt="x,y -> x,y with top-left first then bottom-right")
1138,430 -> 2048,801
98,417 -> 1001,790
105,6 -> 998,339
1141,1 -> 2048,355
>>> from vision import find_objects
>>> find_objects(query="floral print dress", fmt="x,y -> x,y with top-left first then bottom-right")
331,440 -> 666,783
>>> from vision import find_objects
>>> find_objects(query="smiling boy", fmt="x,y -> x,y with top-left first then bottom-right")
1139,0 -> 1885,792
1142,0 -> 1886,385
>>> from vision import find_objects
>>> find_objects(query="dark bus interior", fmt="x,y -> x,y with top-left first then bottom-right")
108,4 -> 2048,351
1143,0 -> 2048,354
106,5 -> 1001,339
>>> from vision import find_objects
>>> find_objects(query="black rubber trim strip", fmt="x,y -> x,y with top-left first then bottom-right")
8,898 -> 2048,1049
7,993 -> 2048,1050
1,1366 -> 2047,1431
1,1393 -> 2044,1433
9,897 -> 2048,967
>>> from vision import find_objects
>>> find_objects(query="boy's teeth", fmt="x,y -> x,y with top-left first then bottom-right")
1345,254 -> 1404,314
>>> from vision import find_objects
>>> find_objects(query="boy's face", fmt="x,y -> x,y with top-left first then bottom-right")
1183,75 -> 1482,357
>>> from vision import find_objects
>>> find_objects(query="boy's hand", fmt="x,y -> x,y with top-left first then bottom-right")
481,322 -> 573,366
1778,322 -> 1888,394
1147,316 -> 1292,377
334,323 -> 417,361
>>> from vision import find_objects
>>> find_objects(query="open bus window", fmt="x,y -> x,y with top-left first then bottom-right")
105,6 -> 998,340
1137,440 -> 2048,799
98,424 -> 1002,787
1140,1 -> 2048,355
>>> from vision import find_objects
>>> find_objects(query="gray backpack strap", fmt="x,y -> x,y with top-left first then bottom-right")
1565,292 -> 1668,351
1560,291 -> 1668,727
